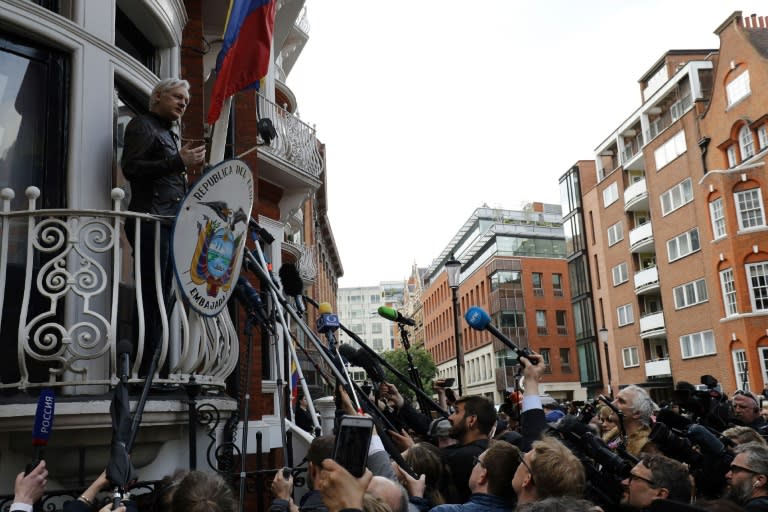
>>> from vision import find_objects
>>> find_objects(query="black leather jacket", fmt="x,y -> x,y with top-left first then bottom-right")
121,112 -> 187,217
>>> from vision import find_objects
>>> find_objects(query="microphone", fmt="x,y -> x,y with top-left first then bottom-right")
30,388 -> 55,472
316,302 -> 340,334
279,262 -> 306,315
377,306 -> 416,327
464,306 -> 537,364
117,339 -> 132,381
233,276 -> 274,333
248,217 -> 275,244
687,424 -> 730,458
338,344 -> 386,384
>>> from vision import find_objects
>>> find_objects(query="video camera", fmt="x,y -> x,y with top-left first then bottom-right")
670,375 -> 730,431
649,408 -> 734,499
550,416 -> 635,508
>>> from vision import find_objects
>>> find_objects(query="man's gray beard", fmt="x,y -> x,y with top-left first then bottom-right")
725,480 -> 753,505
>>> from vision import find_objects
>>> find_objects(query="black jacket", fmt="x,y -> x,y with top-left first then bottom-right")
121,112 -> 187,217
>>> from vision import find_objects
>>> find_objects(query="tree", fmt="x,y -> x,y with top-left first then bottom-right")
380,347 -> 437,403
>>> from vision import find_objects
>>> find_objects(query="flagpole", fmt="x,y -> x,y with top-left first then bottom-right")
208,96 -> 232,166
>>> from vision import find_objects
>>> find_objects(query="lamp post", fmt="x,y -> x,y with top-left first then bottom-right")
598,327 -> 612,398
445,255 -> 464,396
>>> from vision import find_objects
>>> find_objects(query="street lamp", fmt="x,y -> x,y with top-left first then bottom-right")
598,327 -> 612,398
445,254 -> 464,396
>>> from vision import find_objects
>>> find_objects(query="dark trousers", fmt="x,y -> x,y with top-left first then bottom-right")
126,221 -> 174,378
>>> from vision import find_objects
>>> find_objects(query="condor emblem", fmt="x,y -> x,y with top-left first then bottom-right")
172,159 -> 254,316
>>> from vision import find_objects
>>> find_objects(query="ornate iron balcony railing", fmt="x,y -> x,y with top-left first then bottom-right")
0,187 -> 238,392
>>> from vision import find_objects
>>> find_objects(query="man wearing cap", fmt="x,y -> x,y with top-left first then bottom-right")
271,435 -> 333,512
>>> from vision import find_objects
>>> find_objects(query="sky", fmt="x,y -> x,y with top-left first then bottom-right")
287,1 -> 767,288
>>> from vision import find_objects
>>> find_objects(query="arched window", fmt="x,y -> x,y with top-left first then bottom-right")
739,125 -> 755,160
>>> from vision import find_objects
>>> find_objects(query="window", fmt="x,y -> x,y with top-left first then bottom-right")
680,330 -> 716,358
720,268 -> 738,317
603,182 -> 619,207
709,198 -> 726,239
556,310 -> 567,335
349,296 -> 361,303
673,278 -> 708,309
727,146 -> 738,168
622,347 -> 640,368
733,350 -> 749,390
370,294 -> 380,303
759,125 -> 768,151
560,348 -> 572,373
661,178 -> 693,216
739,125 -> 755,160
607,221 -> 624,246
612,262 -> 629,286
760,347 -> 768,387
540,348 -> 552,374
735,189 -> 765,230
532,272 -> 543,296
654,130 -> 687,170
536,310 -> 547,335
747,262 -> 768,312
371,323 -> 383,334
552,273 -> 563,296
726,70 -> 750,106
617,304 -> 634,326
372,339 -> 383,351
490,270 -> 521,290
667,228 -> 700,262
115,6 -> 157,72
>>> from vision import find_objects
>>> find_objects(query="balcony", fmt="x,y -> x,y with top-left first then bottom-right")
629,222 -> 654,253
645,357 -> 671,377
624,179 -> 649,212
639,311 -> 666,339
256,93 -> 323,221
0,187 -> 239,393
634,266 -> 660,295
621,133 -> 645,171
643,93 -> 693,144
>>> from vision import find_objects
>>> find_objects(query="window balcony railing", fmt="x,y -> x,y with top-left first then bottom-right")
0,187 -> 239,393
256,93 -> 323,180
644,93 -> 693,144
629,222 -> 654,252
645,357 -> 671,377
639,311 -> 666,337
624,179 -> 647,206
634,266 -> 659,293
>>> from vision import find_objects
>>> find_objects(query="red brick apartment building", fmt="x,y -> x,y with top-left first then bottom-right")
571,11 -> 768,403
422,205 -> 584,404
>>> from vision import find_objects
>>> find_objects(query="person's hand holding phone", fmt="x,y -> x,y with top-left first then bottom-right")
271,467 -> 293,500
391,462 -> 426,498
317,459 -> 373,512
379,382 -> 405,409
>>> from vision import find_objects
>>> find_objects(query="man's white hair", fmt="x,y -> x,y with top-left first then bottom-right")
149,78 -> 190,109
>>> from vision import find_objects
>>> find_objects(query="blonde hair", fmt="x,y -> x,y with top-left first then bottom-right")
722,425 -> 767,446
529,436 -> 586,500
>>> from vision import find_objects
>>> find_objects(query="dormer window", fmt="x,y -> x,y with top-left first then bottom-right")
726,70 -> 750,107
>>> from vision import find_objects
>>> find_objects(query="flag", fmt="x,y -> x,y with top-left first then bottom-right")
207,0 -> 277,124
291,355 -> 299,405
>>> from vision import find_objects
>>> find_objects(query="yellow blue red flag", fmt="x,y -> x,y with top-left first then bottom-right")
207,0 -> 276,124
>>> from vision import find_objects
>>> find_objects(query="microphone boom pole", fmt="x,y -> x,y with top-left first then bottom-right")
303,296 -> 448,418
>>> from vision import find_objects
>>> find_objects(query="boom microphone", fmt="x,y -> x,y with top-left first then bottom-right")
233,276 -> 274,333
338,344 -> 386,384
117,339 -> 132,381
377,306 -> 416,327
464,306 -> 537,364
317,302 -> 340,334
279,262 -> 306,314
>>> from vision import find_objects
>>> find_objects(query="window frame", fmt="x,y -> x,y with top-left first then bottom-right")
603,182 -> 619,207
747,261 -> 768,312
660,178 -> 693,216
607,221 -> 624,246
726,70 -> 751,107
617,303 -> 634,326
739,125 -> 755,160
680,330 -> 716,359
612,262 -> 629,286
709,197 -> 726,239
622,346 -> 640,368
667,228 -> 700,262
672,278 -> 708,310
719,268 -> 738,317
735,188 -> 765,231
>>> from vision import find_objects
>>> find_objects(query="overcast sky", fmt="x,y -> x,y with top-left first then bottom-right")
287,1 -> 766,288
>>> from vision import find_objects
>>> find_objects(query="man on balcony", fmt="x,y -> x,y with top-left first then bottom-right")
121,78 -> 205,378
